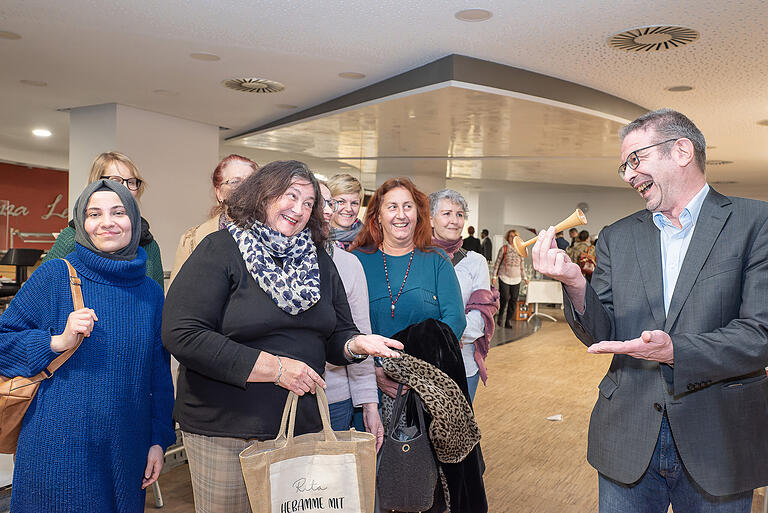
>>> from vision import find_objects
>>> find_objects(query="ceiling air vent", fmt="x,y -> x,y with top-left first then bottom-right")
222,78 -> 285,93
608,26 -> 699,52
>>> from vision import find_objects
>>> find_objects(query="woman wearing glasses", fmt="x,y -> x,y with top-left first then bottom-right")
169,154 -> 259,285
43,151 -> 165,288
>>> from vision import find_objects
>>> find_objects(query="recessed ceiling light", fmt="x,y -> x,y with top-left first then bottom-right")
276,104 -> 298,109
32,129 -> 52,137
757,120 -> 768,127
20,79 -> 47,87
608,26 -> 699,52
222,78 -> 285,93
455,9 -> 493,22
190,52 -> 220,61
711,180 -> 737,185
666,85 -> 694,92
706,160 -> 733,166
152,89 -> 180,96
338,72 -> 366,79
706,145 -> 717,150
0,31 -> 21,40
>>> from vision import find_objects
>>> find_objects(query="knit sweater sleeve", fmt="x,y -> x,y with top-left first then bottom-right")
162,236 -> 261,388
435,252 -> 467,342
143,240 -> 165,290
0,261 -> 67,377
148,289 -> 176,449
42,227 -> 76,262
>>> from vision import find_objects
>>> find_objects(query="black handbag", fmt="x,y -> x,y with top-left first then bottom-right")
376,383 -> 438,512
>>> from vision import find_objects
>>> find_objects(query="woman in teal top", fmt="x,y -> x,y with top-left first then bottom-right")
43,152 -> 164,288
350,177 -> 465,397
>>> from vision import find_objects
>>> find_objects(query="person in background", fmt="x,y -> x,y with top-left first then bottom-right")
480,228 -> 493,262
533,108 -> 768,512
492,229 -> 528,328
169,154 -> 258,286
555,231 -> 570,251
462,225 -> 482,253
567,230 -> 596,282
43,151 -> 164,288
568,227 -> 579,248
429,189 -> 498,402
318,180 -> 383,449
0,179 -> 175,512
162,161 -> 402,513
328,173 -> 364,250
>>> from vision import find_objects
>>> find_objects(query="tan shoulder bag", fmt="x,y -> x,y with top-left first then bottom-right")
0,259 -> 85,453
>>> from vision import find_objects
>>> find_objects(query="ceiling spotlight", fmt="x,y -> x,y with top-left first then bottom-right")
20,79 -> 48,87
757,120 -> 768,127
32,129 -> 52,137
0,31 -> 21,40
666,85 -> 694,92
706,145 -> 717,150
338,72 -> 366,79
190,52 -> 221,61
455,9 -> 493,22
152,89 -> 180,96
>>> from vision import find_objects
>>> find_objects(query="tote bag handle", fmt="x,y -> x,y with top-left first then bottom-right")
277,386 -> 338,444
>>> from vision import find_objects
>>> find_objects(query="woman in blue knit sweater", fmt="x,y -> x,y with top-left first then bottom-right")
0,180 -> 175,512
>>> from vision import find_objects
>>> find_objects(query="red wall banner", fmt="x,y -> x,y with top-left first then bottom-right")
0,162 -> 68,251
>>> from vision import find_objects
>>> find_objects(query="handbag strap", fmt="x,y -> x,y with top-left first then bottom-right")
387,383 -> 428,437
44,259 -> 85,376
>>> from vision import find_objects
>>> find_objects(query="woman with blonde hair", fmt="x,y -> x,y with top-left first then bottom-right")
43,151 -> 165,288
492,229 -> 528,327
328,173 -> 364,250
169,154 -> 258,284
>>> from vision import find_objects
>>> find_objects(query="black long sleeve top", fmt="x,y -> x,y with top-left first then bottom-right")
162,230 -> 359,439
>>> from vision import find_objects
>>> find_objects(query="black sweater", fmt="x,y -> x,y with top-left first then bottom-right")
162,230 -> 359,439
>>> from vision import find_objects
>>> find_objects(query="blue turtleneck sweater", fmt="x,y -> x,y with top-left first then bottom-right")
0,244 -> 175,513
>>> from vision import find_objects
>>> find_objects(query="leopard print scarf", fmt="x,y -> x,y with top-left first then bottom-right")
227,220 -> 320,315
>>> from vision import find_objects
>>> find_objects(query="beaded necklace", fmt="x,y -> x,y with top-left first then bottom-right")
382,249 -> 415,318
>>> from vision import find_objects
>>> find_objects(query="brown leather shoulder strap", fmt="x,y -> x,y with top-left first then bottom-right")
45,259 -> 86,375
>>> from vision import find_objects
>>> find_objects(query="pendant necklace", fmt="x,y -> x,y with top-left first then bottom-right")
382,249 -> 415,318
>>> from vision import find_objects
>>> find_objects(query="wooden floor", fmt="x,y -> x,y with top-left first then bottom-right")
145,308 -> 767,512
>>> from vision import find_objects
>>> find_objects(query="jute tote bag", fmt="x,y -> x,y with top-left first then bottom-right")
239,386 -> 376,513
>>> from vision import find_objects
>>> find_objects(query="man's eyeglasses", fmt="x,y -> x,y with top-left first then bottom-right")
323,199 -> 339,212
618,138 -> 678,179
101,175 -> 142,191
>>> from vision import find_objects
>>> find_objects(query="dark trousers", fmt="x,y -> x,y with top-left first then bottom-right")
497,281 -> 520,326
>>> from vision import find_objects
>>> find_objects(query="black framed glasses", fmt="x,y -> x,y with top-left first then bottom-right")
323,199 -> 339,211
221,178 -> 244,188
101,175 -> 142,191
618,138 -> 678,178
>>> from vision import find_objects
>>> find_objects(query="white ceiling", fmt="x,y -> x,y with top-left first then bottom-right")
2,0 -> 768,196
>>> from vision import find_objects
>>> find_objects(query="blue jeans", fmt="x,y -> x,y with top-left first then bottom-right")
466,372 -> 480,404
328,398 -> 354,431
598,413 -> 753,513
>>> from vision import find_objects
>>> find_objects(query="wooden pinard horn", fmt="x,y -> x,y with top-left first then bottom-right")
512,209 -> 588,257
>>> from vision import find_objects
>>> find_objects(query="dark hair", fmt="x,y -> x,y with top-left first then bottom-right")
210,154 -> 259,217
467,226 -> 475,235
350,177 -> 433,253
481,229 -> 489,237
225,160 -> 326,247
619,108 -> 706,172
578,230 -> 590,242
569,228 -> 578,235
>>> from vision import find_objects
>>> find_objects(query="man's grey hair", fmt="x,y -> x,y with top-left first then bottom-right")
428,189 -> 469,218
619,108 -> 706,173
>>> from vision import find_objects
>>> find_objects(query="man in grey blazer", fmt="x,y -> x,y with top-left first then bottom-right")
532,108 -> 768,512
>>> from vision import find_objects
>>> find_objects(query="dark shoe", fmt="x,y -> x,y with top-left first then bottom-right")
496,317 -> 503,327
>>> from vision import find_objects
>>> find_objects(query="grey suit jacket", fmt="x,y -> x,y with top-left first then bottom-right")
564,188 -> 768,496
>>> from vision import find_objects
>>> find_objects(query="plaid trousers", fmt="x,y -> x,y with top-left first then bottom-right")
182,431 -> 254,513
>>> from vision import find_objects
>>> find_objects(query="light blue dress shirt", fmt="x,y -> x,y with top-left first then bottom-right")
652,183 -> 710,314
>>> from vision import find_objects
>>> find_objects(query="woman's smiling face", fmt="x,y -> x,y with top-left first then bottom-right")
264,177 -> 316,237
378,187 -> 417,247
